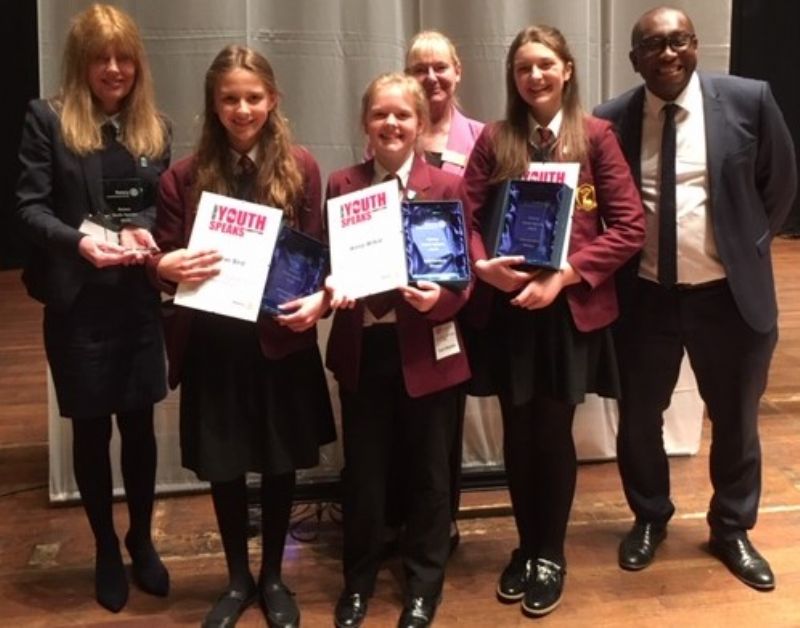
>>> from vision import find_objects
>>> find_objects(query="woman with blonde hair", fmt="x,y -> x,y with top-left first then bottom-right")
152,45 -> 335,628
16,3 -> 170,613
405,30 -> 483,176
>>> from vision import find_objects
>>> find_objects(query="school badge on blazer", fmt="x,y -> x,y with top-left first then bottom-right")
575,183 -> 598,211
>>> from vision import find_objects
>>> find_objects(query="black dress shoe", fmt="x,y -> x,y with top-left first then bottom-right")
202,587 -> 257,628
496,548 -> 533,602
125,535 -> 169,597
259,581 -> 300,627
95,547 -> 129,613
709,534 -> 775,590
521,558 -> 565,617
397,595 -> 439,628
334,591 -> 369,628
618,522 -> 667,571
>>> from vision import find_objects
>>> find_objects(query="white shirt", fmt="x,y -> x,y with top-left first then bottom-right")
639,71 -> 726,285
362,152 -> 416,326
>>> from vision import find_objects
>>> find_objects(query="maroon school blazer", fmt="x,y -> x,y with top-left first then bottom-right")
461,116 -> 646,332
324,155 -> 472,398
149,146 -> 323,389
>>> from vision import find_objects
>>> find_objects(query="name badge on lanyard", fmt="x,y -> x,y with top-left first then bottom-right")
441,149 -> 467,168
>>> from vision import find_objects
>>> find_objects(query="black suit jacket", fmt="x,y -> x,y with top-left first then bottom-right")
16,99 -> 170,310
594,72 -> 797,333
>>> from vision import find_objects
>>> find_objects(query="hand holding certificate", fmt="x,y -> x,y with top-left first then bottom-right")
174,191 -> 283,322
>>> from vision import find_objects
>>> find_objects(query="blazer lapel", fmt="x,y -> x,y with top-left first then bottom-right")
699,73 -> 725,211
342,161 -> 375,195
620,87 -> 645,188
406,154 -> 432,200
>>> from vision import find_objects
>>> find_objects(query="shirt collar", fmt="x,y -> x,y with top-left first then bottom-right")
644,71 -> 702,116
230,146 -> 260,172
373,151 -> 415,189
527,109 -> 563,145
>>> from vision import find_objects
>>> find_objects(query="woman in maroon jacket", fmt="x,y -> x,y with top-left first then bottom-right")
462,26 -> 645,617
151,46 -> 334,628
327,72 -> 469,628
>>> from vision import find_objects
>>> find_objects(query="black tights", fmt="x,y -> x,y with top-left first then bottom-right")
210,472 -> 296,591
499,394 -> 576,565
71,407 -> 158,556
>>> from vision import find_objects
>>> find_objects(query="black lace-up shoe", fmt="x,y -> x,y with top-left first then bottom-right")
709,534 -> 775,591
397,595 -> 439,628
334,591 -> 369,628
618,522 -> 667,570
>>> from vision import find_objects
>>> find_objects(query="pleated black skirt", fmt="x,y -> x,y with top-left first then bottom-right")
179,311 -> 336,482
468,292 -> 620,407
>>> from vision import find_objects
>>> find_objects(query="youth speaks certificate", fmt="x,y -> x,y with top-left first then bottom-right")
174,192 -> 283,321
326,180 -> 408,299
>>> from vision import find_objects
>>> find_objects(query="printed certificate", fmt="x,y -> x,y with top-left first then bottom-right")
174,191 -> 282,321
326,180 -> 408,299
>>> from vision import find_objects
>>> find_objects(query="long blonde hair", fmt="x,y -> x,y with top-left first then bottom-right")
490,25 -> 588,184
57,3 -> 167,158
192,45 -> 304,225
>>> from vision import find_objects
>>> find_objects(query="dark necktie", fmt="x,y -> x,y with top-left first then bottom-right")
238,154 -> 257,176
364,173 -> 402,318
658,103 -> 678,288
533,126 -> 555,161
235,155 -> 257,198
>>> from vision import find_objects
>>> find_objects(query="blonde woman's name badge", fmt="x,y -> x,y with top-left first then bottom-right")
441,149 -> 467,168
575,184 -> 597,211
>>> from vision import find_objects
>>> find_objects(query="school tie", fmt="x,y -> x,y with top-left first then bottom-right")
658,103 -> 679,289
238,154 -> 257,176
235,155 -> 257,198
364,174 -> 403,318
533,126 -> 555,161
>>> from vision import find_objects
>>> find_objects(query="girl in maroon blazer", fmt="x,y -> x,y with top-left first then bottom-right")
326,72 -> 469,628
462,26 -> 645,617
151,46 -> 334,628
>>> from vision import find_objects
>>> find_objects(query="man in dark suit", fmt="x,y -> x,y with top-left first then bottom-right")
594,6 -> 796,590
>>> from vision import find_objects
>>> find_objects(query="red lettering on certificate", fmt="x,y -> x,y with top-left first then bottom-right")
340,191 -> 388,227
209,204 -> 269,237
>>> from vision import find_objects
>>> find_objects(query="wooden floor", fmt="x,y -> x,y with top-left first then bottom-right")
2,238 -> 799,627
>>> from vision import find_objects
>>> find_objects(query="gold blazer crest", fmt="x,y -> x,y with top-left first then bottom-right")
575,183 -> 598,211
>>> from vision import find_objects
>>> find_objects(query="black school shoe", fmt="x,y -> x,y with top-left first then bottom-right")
521,558 -> 565,618
259,580 -> 300,627
397,595 -> 440,628
496,548 -> 533,602
334,591 -> 369,628
201,587 -> 258,628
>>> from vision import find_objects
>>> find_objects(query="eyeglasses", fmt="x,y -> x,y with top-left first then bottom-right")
636,32 -> 696,55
